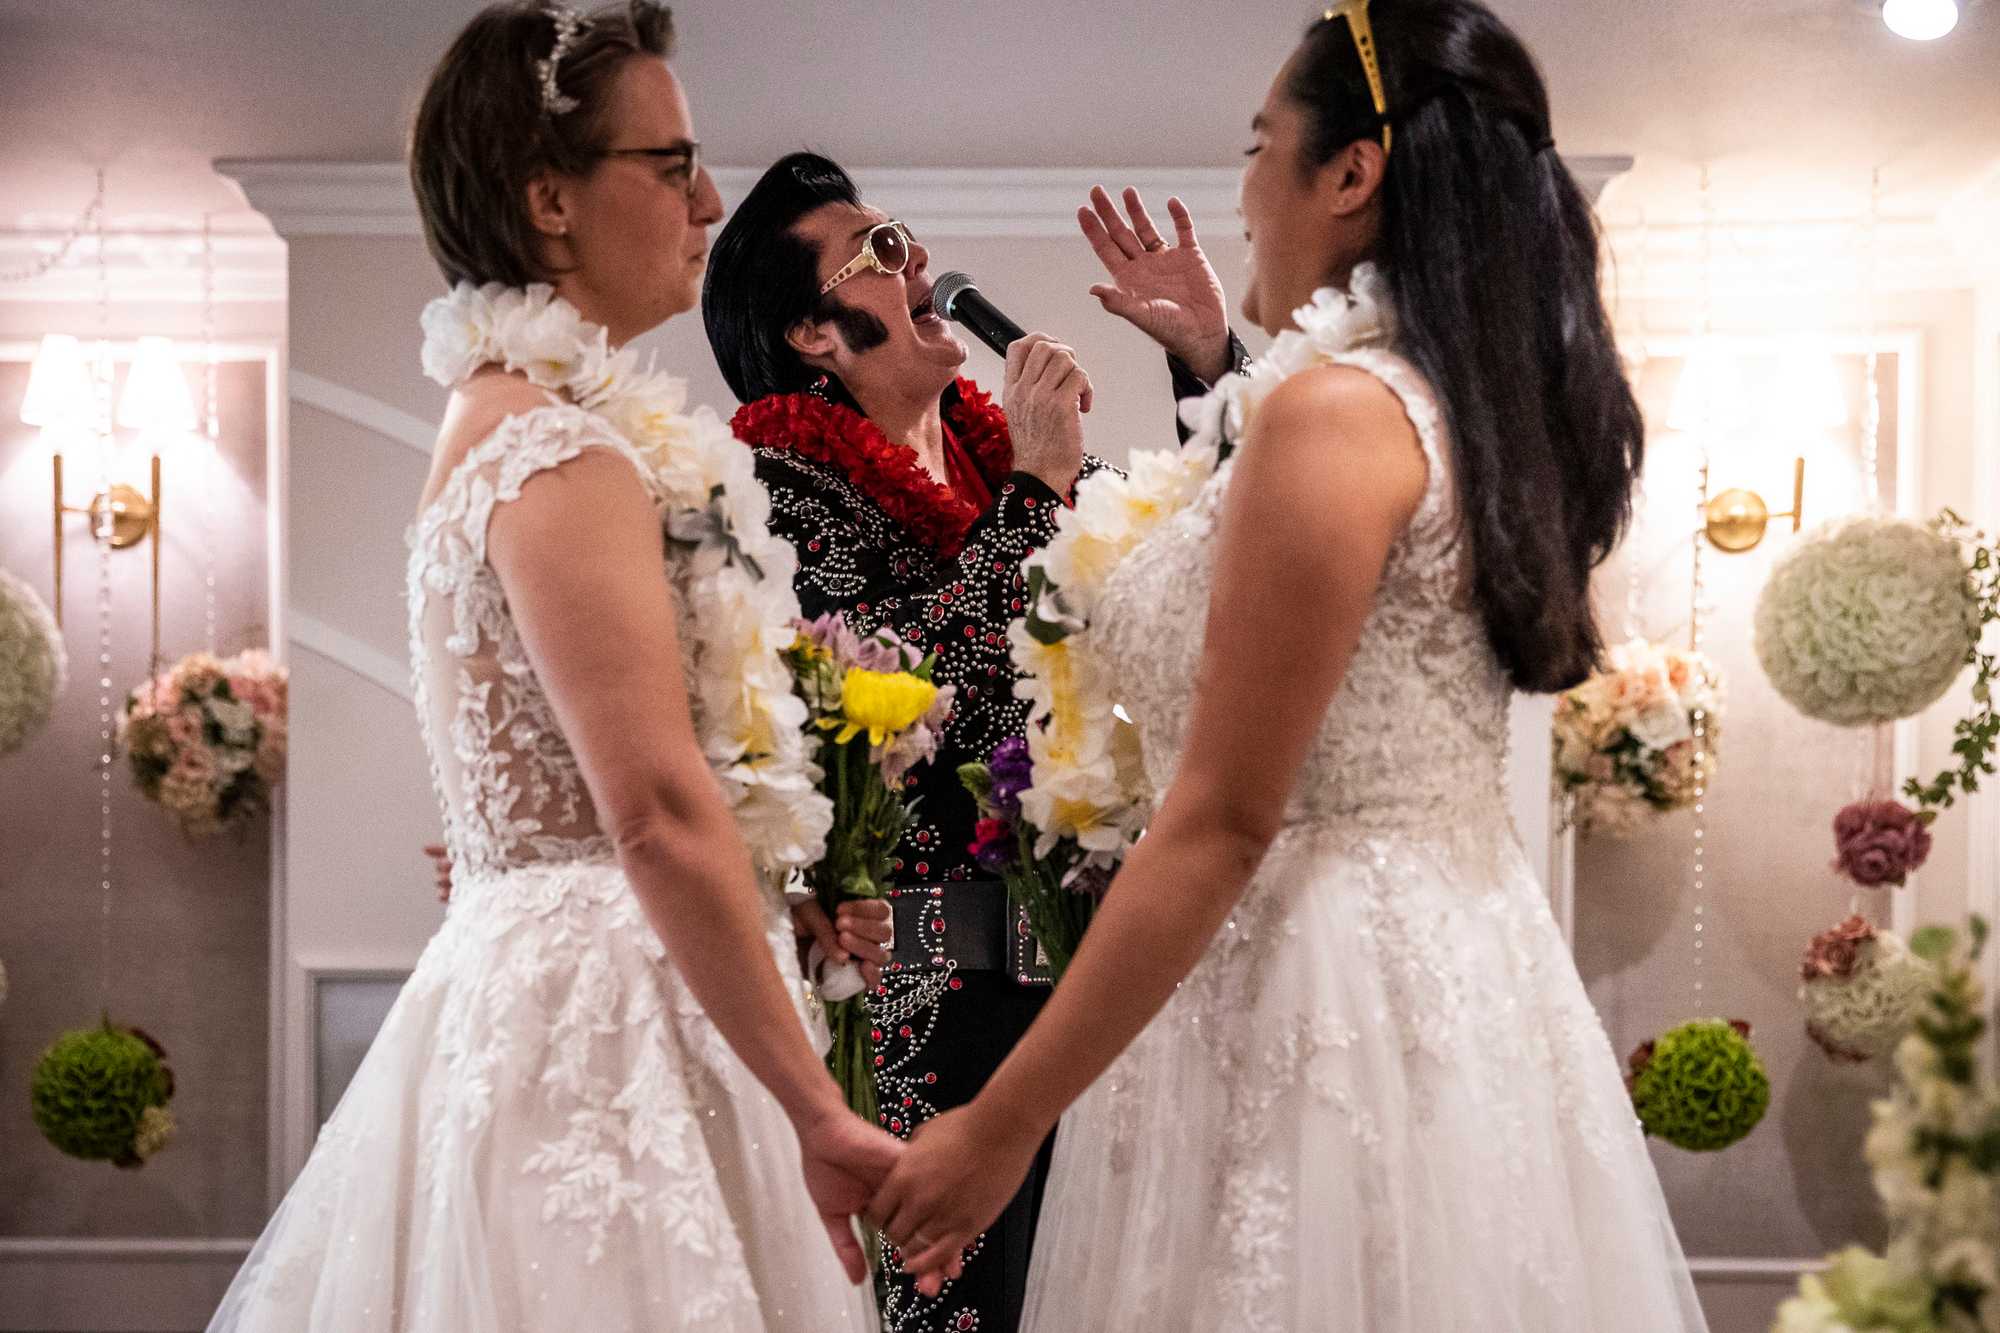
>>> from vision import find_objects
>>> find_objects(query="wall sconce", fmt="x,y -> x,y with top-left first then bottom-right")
1703,457 -> 1807,552
23,333 -> 194,667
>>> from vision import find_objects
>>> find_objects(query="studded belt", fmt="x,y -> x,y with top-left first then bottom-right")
886,880 -> 1052,986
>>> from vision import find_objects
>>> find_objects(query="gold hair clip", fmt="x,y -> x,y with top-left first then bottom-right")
1323,0 -> 1391,154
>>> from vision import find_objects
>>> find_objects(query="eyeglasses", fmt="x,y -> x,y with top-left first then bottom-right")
819,220 -> 915,296
599,140 -> 703,200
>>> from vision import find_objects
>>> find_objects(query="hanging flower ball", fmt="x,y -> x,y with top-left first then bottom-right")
1799,915 -> 1934,1063
1626,1018 -> 1770,1151
1831,799 -> 1935,888
30,1022 -> 177,1168
1754,516 -> 1979,726
119,649 -> 288,840
1552,639 -> 1723,838
0,567 -> 67,756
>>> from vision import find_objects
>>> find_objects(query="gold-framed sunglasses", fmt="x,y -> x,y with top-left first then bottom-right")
819,220 -> 915,296
599,140 -> 703,200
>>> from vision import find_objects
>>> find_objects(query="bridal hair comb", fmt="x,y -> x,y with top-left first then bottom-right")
1322,0 -> 1392,154
536,6 -> 587,117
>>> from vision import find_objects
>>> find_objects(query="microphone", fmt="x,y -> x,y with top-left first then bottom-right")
931,271 -> 1027,358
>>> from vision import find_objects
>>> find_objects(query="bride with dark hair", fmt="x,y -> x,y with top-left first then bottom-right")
871,2 -> 1709,1329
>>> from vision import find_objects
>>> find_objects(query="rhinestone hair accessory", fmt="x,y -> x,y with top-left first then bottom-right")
536,6 -> 586,117
1323,0 -> 1392,154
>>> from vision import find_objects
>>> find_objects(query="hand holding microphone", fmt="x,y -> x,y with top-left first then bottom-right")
934,270 -> 1089,495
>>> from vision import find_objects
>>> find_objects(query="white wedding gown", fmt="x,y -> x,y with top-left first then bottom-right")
209,406 -> 876,1331
1021,349 -> 1708,1332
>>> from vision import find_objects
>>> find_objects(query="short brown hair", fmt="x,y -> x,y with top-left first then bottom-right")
409,2 -> 676,289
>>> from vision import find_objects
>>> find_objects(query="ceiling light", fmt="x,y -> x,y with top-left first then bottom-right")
1882,0 -> 1959,40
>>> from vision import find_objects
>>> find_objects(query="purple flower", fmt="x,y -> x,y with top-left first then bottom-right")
1831,799 -> 1934,888
988,736 -> 1032,820
971,817 -> 1018,871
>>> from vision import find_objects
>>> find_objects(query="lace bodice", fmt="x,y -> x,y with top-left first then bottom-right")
1092,348 -> 1512,837
406,402 -> 669,879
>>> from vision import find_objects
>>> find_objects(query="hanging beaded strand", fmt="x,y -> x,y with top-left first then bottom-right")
91,168 -> 118,1006
0,179 -> 104,285
1624,208 -> 1651,644
1689,166 -> 1715,1006
1862,169 -> 1883,517
1860,169 -> 1888,914
202,214 -> 220,654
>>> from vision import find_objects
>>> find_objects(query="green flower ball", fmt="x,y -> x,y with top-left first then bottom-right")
1628,1018 -> 1770,1152
30,1023 -> 175,1167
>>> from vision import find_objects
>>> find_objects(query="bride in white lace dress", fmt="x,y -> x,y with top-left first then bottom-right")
210,6 -> 888,1329
870,4 -> 1709,1330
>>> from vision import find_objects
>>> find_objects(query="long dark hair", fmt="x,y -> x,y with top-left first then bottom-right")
702,151 -> 888,412
1288,0 -> 1640,692
410,2 -> 675,290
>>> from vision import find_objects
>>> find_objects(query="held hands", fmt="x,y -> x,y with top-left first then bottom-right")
1004,333 -> 1091,496
867,1101 -> 1045,1297
796,1105 -> 912,1284
1079,186 -> 1231,383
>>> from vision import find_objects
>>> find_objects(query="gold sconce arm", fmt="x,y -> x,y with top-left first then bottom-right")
51,451 -> 164,668
1702,456 -> 1806,553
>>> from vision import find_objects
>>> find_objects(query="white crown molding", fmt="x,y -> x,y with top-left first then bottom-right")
0,227 -> 285,304
289,610 -> 411,701
219,155 -> 1633,241
290,369 -> 435,457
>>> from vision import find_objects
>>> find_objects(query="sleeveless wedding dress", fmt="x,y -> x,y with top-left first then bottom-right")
1020,332 -> 1709,1332
208,402 -> 876,1331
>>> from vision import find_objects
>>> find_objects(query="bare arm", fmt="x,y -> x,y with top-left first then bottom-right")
455,380 -> 891,1278
871,362 -> 1429,1270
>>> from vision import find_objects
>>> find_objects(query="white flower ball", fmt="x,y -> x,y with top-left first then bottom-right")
1755,516 -> 1979,726
1802,930 -> 1935,1063
0,568 -> 67,755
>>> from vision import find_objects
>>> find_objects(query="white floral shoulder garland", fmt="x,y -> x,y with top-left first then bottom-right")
420,282 -> 831,886
1009,264 -> 1397,866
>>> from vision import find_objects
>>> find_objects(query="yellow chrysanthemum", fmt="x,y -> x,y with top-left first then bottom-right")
827,669 -> 937,745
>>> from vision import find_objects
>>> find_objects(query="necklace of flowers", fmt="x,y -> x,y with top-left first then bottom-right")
729,378 -> 1015,558
420,281 -> 831,888
1007,264 -> 1400,867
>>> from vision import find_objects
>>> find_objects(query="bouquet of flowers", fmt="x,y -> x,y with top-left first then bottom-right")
1552,638 -> 1723,836
784,614 -> 954,1127
118,649 -> 288,839
958,734 -> 1110,979
1774,919 -> 2000,1333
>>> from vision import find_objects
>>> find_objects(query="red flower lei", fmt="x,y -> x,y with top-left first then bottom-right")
729,378 -> 1014,559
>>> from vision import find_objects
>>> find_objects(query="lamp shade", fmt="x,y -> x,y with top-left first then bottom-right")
1666,343 -> 1752,435
1763,348 -> 1849,436
117,336 -> 196,434
20,334 -> 92,427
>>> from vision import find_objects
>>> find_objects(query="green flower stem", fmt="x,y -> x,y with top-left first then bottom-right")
1904,514 -> 1999,812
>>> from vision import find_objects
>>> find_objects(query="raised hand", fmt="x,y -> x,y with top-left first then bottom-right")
1078,185 -> 1232,382
797,1108 -> 908,1284
867,1102 -> 1042,1297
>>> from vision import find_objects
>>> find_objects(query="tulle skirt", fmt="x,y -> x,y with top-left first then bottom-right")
1022,818 -> 1708,1333
208,859 -> 877,1332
